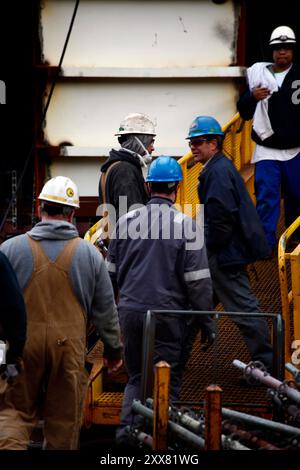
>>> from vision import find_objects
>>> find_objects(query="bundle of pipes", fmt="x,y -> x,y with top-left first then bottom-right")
233,359 -> 300,425
129,393 -> 300,451
132,399 -> 251,450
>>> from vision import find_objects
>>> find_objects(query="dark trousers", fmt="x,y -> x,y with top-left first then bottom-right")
209,253 -> 273,371
116,310 -> 187,439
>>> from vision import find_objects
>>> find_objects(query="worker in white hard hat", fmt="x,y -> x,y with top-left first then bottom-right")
98,112 -> 156,221
0,176 -> 122,450
238,25 -> 300,253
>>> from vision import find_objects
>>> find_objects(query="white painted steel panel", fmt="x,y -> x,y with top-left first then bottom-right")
45,80 -> 237,150
61,66 -> 245,78
60,146 -> 189,158
42,0 -> 237,68
50,157 -> 103,198
42,0 -> 240,197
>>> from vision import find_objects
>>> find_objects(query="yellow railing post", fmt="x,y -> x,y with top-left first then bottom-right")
152,361 -> 170,451
278,216 -> 300,369
204,385 -> 222,450
278,234 -> 292,364
290,245 -> 300,348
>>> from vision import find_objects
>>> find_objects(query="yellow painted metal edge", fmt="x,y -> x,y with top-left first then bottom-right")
278,216 -> 300,365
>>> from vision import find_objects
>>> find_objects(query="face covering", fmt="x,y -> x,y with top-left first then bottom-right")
121,134 -> 154,167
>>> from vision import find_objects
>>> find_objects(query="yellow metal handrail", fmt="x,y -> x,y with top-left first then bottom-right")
176,113 -> 254,216
84,219 -> 101,243
278,216 -> 300,365
84,114 -> 254,233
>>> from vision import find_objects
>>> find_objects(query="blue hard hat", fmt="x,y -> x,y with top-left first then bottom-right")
146,156 -> 183,182
186,115 -> 224,139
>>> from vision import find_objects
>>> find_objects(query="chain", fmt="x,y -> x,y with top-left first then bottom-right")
31,172 -> 37,227
11,170 -> 17,230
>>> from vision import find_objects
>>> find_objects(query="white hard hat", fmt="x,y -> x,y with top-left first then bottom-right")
269,26 -> 296,46
115,113 -> 156,136
38,176 -> 80,208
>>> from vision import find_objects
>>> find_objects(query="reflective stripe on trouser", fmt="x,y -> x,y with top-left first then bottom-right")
0,237 -> 88,450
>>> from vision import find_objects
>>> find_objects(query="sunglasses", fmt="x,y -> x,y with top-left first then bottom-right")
188,138 -> 208,147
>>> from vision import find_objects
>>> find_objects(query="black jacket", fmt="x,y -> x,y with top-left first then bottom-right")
237,63 -> 300,149
99,149 -> 149,220
0,252 -> 26,362
198,153 -> 270,267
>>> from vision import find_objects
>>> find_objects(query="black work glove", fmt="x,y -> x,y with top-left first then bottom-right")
199,320 -> 216,352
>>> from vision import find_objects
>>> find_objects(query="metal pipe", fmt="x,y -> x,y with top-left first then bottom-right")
133,400 -> 153,420
287,404 -> 300,423
222,407 -> 300,437
221,436 -> 250,451
178,412 -> 203,434
135,431 -> 153,448
268,389 -> 300,422
146,398 -> 250,450
223,422 -> 284,450
132,400 -> 205,449
147,397 -> 204,433
285,363 -> 300,382
233,360 -> 300,405
178,413 -> 251,450
168,421 -> 205,450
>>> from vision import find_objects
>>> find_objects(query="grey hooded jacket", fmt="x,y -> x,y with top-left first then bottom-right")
1,220 -> 122,360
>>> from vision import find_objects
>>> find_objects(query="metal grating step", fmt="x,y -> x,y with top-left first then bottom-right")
92,392 -> 124,425
181,213 -> 287,408
95,392 -> 124,407
181,317 -> 272,407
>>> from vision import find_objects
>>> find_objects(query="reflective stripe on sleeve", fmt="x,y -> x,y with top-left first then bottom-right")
184,268 -> 210,282
174,212 -> 187,224
105,260 -> 116,273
